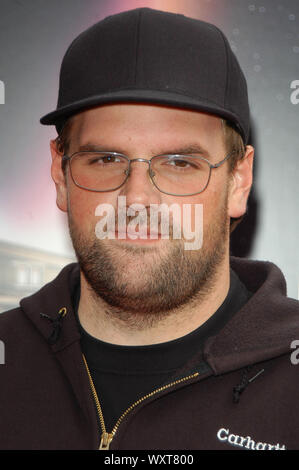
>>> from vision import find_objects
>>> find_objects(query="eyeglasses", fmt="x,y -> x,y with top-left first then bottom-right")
62,150 -> 235,197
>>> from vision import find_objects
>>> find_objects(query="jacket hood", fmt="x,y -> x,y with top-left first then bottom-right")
19,256 -> 299,376
205,257 -> 299,374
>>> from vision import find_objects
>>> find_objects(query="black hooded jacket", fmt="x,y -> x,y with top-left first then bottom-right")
0,256 -> 299,450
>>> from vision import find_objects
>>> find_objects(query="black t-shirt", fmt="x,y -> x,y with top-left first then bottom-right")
73,269 -> 252,431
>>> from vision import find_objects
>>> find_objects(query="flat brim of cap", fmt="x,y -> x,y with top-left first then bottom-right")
40,89 -> 246,142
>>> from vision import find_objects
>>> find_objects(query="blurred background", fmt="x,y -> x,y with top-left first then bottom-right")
0,0 -> 298,312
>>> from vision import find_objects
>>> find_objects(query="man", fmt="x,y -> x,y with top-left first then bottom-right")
1,7 -> 299,451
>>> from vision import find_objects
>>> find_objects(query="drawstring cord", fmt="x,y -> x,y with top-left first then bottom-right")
40,307 -> 67,345
233,366 -> 265,403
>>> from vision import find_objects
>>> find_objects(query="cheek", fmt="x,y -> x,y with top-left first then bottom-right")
179,185 -> 228,235
68,186 -> 116,236
173,193 -> 219,235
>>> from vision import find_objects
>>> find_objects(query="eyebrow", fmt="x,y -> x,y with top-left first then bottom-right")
76,142 -> 212,159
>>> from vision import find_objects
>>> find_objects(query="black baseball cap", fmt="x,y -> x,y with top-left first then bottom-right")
40,7 -> 250,144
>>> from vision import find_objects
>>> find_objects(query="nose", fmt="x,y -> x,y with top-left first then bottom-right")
118,158 -> 162,207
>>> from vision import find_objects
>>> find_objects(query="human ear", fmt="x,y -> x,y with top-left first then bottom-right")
227,145 -> 254,219
50,138 -> 68,213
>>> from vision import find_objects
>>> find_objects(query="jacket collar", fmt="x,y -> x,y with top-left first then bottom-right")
20,257 -> 299,377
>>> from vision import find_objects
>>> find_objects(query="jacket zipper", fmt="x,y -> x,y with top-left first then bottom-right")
82,353 -> 199,450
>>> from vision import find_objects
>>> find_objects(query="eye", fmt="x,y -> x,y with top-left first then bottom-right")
102,155 -> 121,164
168,159 -> 193,168
164,156 -> 203,170
87,154 -> 122,165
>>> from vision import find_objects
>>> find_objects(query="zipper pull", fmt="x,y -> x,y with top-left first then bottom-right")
99,432 -> 113,450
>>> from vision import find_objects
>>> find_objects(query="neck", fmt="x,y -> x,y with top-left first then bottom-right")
77,254 -> 230,346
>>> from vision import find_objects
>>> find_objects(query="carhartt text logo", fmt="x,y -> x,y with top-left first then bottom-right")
217,427 -> 286,450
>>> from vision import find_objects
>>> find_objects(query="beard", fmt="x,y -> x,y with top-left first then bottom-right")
68,193 -> 230,330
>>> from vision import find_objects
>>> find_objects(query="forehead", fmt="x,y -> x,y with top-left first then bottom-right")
68,103 -> 225,154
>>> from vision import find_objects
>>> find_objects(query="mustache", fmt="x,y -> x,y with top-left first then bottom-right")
93,200 -> 204,248
111,209 -> 176,237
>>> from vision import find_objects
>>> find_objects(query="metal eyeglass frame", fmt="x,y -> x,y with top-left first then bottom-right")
62,150 -> 236,197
